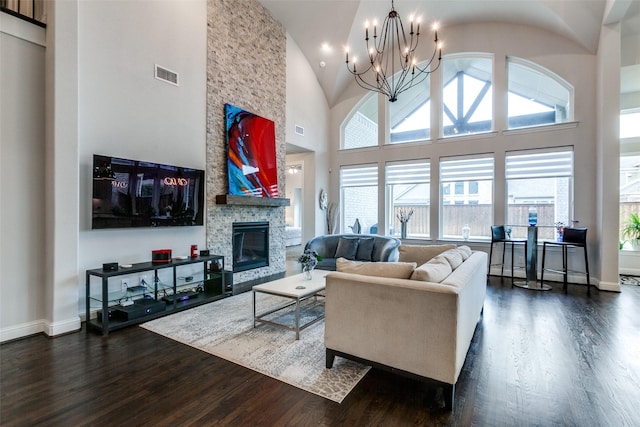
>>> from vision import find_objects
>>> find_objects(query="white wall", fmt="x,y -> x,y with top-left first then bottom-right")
77,0 -> 208,308
285,34 -> 330,242
329,22 -> 616,288
0,14 -> 46,341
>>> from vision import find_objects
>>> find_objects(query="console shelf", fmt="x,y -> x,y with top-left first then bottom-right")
85,255 -> 228,335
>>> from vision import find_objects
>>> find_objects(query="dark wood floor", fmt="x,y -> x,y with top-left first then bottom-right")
2,278 -> 640,426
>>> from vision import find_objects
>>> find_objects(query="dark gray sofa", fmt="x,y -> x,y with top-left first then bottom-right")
304,234 -> 401,270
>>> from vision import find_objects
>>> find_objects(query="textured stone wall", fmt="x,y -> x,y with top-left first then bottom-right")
206,0 -> 287,284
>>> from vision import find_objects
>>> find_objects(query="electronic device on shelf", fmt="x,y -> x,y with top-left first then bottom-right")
162,290 -> 200,304
113,299 -> 166,321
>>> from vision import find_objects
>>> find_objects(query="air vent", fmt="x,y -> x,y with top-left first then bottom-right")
155,64 -> 179,86
295,125 -> 304,136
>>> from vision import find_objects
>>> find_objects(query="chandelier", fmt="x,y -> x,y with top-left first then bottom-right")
345,0 -> 442,102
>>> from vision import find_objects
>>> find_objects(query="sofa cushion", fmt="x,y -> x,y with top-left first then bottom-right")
334,237 -> 359,260
440,248 -> 464,270
410,255 -> 453,282
356,237 -> 374,261
336,258 -> 417,279
398,244 -> 457,266
457,245 -> 472,261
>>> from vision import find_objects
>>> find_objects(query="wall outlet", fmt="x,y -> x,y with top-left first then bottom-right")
121,279 -> 129,291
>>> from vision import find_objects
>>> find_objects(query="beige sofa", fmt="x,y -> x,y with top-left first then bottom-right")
324,244 -> 488,410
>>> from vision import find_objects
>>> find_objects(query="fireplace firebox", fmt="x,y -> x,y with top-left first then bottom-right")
232,222 -> 269,272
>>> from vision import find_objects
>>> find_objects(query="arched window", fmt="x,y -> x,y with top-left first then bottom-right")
342,93 -> 378,149
507,57 -> 573,129
441,54 -> 494,137
389,75 -> 431,144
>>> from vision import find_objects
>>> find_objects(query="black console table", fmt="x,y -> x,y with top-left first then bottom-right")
86,255 -> 227,335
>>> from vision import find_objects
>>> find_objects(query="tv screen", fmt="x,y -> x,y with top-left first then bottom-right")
92,154 -> 205,229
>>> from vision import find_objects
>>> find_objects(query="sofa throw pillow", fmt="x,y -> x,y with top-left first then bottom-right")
336,258 -> 417,279
334,237 -> 359,260
398,244 -> 457,266
439,248 -> 464,270
411,255 -> 453,282
457,245 -> 472,260
356,237 -> 374,261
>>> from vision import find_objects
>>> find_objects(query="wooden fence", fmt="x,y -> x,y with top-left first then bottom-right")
391,204 -> 640,240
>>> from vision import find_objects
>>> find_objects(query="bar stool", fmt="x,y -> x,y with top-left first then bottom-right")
540,227 -> 591,295
488,225 -> 528,285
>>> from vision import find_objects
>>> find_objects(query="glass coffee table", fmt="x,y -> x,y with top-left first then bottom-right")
252,270 -> 329,340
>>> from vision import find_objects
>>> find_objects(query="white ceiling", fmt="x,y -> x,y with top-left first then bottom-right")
259,0 -> 640,107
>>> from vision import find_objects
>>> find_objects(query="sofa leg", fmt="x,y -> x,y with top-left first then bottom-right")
326,349 -> 335,369
443,383 -> 455,410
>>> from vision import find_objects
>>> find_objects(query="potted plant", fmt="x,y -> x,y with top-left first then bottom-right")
622,213 -> 640,250
298,249 -> 323,280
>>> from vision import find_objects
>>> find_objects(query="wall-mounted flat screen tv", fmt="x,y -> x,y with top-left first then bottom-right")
92,154 -> 205,229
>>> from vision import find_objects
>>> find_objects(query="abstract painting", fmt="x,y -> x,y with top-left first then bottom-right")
225,103 -> 279,198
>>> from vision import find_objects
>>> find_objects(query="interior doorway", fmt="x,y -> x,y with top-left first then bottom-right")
285,163 -> 303,247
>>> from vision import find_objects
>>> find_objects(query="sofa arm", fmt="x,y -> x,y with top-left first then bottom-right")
324,273 -> 463,384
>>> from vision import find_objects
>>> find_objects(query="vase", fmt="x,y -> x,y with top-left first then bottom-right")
400,222 -> 407,239
462,224 -> 470,241
302,265 -> 314,280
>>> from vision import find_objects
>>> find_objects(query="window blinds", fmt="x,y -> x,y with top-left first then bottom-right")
340,165 -> 378,187
440,156 -> 494,182
506,150 -> 573,179
386,161 -> 430,185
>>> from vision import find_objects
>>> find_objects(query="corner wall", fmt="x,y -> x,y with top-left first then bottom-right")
205,0 -> 287,283
0,14 -> 46,341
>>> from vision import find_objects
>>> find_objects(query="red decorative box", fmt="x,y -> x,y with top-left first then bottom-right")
152,249 -> 172,263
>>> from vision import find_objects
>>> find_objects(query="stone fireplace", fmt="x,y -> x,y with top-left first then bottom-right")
205,0 -> 287,290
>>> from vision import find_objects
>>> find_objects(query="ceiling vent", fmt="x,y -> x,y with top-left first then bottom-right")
155,64 -> 179,86
295,125 -> 304,136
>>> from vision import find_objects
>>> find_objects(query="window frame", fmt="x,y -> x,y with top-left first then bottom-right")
505,148 -> 574,240
440,53 -> 495,139
339,164 -> 379,234
439,154 -> 495,240
385,159 -> 431,239
506,56 -> 574,130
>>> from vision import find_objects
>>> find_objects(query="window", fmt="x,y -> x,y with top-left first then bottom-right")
440,156 -> 494,239
340,165 -> 378,234
386,160 -> 430,238
389,75 -> 431,144
621,109 -> 640,139
507,58 -> 573,129
342,94 -> 378,149
442,55 -> 493,137
506,149 -> 573,240
620,153 -> 640,248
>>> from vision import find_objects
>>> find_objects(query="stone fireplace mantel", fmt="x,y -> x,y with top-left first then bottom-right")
215,194 -> 290,207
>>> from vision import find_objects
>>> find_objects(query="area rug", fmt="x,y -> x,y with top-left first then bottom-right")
621,275 -> 640,286
140,291 -> 370,403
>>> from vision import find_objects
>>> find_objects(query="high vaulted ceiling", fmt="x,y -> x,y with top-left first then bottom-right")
259,0 -> 640,107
